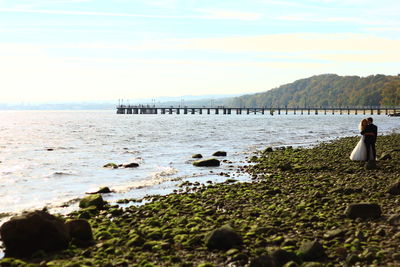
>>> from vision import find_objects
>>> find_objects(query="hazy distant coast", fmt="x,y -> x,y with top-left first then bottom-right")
2,74 -> 399,111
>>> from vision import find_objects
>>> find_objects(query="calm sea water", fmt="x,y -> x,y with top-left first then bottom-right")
0,111 -> 399,222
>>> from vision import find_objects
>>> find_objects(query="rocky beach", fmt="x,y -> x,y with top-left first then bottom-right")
1,133 -> 400,266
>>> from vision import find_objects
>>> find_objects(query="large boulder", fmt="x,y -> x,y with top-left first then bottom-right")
66,219 -> 93,242
0,210 -> 70,258
204,224 -> 242,250
193,158 -> 220,167
79,194 -> 105,209
345,203 -> 381,219
212,151 -> 227,157
298,240 -> 326,261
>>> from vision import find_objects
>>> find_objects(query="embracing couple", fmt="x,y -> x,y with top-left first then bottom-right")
350,117 -> 378,162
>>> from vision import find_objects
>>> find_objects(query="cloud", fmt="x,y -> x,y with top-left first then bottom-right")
0,6 -> 262,21
174,33 -> 400,54
0,7 -> 188,18
275,13 -> 400,27
364,27 -> 400,33
19,33 -> 399,63
195,8 -> 262,21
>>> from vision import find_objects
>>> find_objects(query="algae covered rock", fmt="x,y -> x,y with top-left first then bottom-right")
79,194 -> 105,209
103,162 -> 119,169
212,151 -> 227,157
192,154 -> 203,159
0,210 -> 70,258
204,224 -> 242,250
345,203 -> 381,219
193,158 -> 220,167
66,219 -> 93,242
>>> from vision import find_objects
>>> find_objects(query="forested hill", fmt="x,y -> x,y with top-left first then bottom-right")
227,74 -> 400,108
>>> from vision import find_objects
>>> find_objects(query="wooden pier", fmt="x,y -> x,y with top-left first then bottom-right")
116,105 -> 399,116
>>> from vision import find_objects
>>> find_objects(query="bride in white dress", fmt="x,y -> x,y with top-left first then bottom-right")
350,119 -> 370,161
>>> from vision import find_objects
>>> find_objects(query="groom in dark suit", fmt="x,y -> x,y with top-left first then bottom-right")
361,117 -> 378,161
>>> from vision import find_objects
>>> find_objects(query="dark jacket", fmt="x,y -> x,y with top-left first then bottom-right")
361,124 -> 377,144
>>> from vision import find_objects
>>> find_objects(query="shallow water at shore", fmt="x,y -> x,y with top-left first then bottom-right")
0,111 -> 399,221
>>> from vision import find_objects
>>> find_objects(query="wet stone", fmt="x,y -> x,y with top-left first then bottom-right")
193,158 -> 220,167
212,151 -> 227,157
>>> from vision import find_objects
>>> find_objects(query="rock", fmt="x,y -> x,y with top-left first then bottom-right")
380,152 -> 392,160
392,253 -> 400,261
388,214 -> 400,225
204,224 -> 243,250
79,194 -> 105,209
66,219 -> 93,242
364,160 -> 377,170
263,147 -> 273,153
278,163 -> 292,171
324,229 -> 346,239
301,263 -> 323,267
387,181 -> 400,195
103,163 -> 118,169
345,203 -> 382,219
346,254 -> 361,265
271,249 -> 301,266
0,210 -> 70,258
193,158 -> 220,167
248,255 -> 275,267
87,186 -> 112,194
123,162 -> 139,168
192,154 -> 203,159
212,151 -> 227,157
283,261 -> 300,267
298,240 -> 326,261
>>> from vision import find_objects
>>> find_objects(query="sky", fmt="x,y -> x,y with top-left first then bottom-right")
0,0 -> 399,102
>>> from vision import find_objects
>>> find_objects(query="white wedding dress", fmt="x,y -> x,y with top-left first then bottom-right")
350,136 -> 368,161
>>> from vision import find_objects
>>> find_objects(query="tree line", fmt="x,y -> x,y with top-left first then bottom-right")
226,74 -> 400,108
